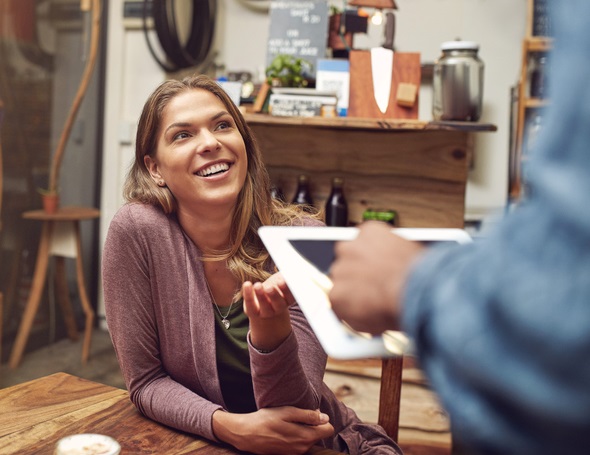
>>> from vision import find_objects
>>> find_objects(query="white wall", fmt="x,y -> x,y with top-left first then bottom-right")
98,0 -> 526,323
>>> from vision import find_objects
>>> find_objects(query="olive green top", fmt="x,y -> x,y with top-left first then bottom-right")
214,300 -> 257,413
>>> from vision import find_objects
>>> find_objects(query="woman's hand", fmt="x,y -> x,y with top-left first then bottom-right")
243,272 -> 295,319
212,407 -> 334,454
243,273 -> 295,351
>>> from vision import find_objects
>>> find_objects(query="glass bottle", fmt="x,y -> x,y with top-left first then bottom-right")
325,177 -> 348,227
529,52 -> 548,99
292,174 -> 314,207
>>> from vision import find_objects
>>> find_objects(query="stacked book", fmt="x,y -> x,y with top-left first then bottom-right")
269,88 -> 338,117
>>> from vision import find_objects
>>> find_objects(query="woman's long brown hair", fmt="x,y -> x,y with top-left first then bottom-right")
124,74 -> 317,299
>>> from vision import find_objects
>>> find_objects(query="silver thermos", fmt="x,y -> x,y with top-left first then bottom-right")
433,40 -> 484,121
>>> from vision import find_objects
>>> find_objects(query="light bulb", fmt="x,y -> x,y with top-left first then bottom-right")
371,11 -> 383,26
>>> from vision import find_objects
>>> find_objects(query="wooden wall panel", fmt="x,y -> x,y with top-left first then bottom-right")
246,115 -> 480,229
268,168 -> 466,228
256,127 -> 471,183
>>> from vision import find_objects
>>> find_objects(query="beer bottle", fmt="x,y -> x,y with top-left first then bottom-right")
325,177 -> 348,227
292,174 -> 314,208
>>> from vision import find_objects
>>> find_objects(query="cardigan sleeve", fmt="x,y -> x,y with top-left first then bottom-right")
102,205 -> 223,441
248,304 -> 327,410
248,216 -> 329,410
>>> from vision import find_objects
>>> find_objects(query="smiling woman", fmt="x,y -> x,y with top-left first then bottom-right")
102,74 -> 402,455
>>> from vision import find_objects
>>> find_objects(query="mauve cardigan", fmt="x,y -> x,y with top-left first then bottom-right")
102,203 -> 401,454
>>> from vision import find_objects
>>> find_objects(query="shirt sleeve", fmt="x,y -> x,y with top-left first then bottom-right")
102,206 -> 222,441
402,2 -> 590,453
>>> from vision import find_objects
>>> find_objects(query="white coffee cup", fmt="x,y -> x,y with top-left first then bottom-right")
54,434 -> 121,455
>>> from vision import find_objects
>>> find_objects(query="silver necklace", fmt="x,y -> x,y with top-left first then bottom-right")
206,279 -> 233,329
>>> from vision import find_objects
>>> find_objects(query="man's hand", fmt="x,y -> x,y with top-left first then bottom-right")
212,406 -> 334,454
329,221 -> 425,334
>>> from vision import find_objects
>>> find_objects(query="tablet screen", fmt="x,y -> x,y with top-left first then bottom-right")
289,239 -> 457,276
289,239 -> 337,275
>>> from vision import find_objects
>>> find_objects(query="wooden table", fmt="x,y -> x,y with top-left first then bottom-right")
9,206 -> 100,369
0,373 -> 345,454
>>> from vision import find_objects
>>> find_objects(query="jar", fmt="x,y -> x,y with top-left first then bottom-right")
433,40 -> 484,121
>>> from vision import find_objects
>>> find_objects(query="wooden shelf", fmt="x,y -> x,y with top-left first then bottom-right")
244,113 -> 496,133
524,98 -> 550,109
510,0 -> 553,201
526,36 -> 553,52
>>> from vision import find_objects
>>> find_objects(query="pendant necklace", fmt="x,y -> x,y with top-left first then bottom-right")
206,279 -> 233,329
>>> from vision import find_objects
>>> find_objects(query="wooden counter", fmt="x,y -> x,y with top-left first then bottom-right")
245,114 -> 496,228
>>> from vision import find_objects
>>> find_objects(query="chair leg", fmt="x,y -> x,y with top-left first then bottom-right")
378,356 -> 404,441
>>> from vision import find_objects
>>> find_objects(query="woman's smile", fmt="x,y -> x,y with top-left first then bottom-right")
196,161 -> 231,177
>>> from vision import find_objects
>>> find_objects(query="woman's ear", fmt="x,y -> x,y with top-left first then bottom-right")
144,155 -> 165,187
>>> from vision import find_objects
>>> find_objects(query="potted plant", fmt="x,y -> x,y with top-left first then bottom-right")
265,54 -> 312,88
38,187 -> 60,214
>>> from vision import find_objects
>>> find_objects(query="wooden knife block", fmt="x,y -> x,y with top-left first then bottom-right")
348,50 -> 421,119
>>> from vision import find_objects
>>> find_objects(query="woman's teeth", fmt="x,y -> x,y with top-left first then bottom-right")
197,163 -> 229,177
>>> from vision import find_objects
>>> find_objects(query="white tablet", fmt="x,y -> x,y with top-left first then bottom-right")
258,226 -> 472,360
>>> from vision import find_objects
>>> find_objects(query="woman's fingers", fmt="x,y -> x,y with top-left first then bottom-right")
242,281 -> 259,317
244,273 -> 295,320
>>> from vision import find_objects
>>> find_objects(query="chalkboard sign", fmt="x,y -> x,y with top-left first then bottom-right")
266,0 -> 330,76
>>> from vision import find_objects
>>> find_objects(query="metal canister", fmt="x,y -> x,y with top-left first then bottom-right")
433,40 -> 484,121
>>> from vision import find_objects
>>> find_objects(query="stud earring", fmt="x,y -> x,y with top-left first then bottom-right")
158,180 -> 165,187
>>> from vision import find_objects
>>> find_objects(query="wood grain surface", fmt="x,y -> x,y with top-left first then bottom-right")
247,117 -> 480,228
0,373 -> 345,454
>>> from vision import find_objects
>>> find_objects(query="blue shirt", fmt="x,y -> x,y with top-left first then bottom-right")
403,2 -> 590,454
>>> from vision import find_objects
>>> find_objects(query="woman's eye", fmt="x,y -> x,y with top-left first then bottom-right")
216,121 -> 231,131
173,131 -> 190,141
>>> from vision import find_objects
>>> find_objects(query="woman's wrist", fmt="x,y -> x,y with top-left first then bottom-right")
248,313 -> 292,352
212,409 -> 240,446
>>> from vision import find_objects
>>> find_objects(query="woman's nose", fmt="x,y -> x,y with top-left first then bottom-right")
196,130 -> 220,153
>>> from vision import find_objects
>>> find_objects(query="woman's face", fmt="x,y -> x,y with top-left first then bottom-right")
145,88 -> 248,215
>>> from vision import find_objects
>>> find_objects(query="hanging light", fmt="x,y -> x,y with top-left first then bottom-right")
348,0 -> 397,50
